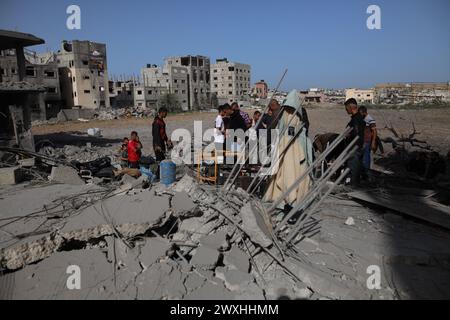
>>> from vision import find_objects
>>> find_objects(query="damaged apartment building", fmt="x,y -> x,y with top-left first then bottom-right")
211,58 -> 251,105
0,30 -> 47,151
57,40 -> 110,110
165,55 -> 211,110
135,62 -> 189,111
0,35 -> 61,122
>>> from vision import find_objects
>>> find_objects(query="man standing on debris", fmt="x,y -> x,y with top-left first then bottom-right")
344,98 -> 366,186
152,107 -> 172,162
358,106 -> 378,175
128,131 -> 142,169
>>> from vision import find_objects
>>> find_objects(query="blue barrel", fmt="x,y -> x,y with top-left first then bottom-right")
160,160 -> 176,185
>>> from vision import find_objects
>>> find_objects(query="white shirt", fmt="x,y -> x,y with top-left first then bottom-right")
214,115 -> 225,144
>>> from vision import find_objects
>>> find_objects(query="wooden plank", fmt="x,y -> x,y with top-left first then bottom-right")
348,191 -> 450,230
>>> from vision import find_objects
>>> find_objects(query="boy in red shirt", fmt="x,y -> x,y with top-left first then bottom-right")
128,131 -> 142,168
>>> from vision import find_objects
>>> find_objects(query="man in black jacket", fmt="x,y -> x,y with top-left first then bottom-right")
344,98 -> 366,187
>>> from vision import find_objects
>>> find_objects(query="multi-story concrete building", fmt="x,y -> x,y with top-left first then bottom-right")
165,55 -> 211,110
141,63 -> 189,110
133,84 -> 168,110
0,48 -> 61,120
57,40 -> 110,109
252,80 -> 268,99
23,50 -> 61,119
345,88 -> 375,104
211,58 -> 251,105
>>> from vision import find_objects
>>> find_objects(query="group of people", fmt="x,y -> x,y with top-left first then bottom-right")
214,100 -> 293,159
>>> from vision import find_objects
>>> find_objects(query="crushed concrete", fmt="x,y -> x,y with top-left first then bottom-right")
2,172 -> 450,300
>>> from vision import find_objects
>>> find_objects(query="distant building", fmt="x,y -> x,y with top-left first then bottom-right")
165,55 -> 211,110
0,48 -> 61,120
300,89 -> 327,104
0,29 -> 46,150
374,82 -> 450,104
133,85 -> 169,110
108,80 -> 135,109
141,63 -> 189,111
345,88 -> 375,104
210,58 -> 251,105
253,80 -> 268,99
57,40 -> 110,109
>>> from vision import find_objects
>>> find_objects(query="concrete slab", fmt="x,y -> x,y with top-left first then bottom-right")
224,246 -> 250,273
172,191 -> 197,215
139,238 -> 171,269
0,249 -> 117,300
199,230 -> 229,251
190,245 -> 220,270
50,166 -> 84,185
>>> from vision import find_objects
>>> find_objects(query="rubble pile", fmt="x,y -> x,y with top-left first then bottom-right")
0,169 -> 450,299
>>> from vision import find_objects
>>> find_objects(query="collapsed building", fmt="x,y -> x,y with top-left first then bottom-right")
374,82 -> 450,105
0,30 -> 47,151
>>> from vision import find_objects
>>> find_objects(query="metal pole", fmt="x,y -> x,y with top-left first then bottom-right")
222,69 -> 288,191
286,168 -> 351,243
268,127 -> 352,212
275,137 -> 358,232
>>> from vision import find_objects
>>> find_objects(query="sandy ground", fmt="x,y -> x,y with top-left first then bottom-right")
32,106 -> 450,156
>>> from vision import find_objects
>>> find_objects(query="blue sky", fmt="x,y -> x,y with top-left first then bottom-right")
1,0 -> 449,90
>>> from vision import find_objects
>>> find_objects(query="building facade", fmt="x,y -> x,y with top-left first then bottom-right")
165,55 -> 211,110
211,58 -> 251,104
252,80 -> 268,99
345,88 -> 375,104
108,80 -> 135,109
0,48 -> 61,120
57,40 -> 110,109
141,63 -> 189,111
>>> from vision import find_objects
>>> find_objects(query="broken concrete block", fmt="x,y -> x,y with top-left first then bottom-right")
215,268 -> 253,291
0,166 -> 23,185
172,191 -> 197,215
200,231 -> 229,251
240,202 -> 273,248
139,238 -> 171,268
191,245 -> 220,270
50,166 -> 84,185
224,246 -> 250,273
